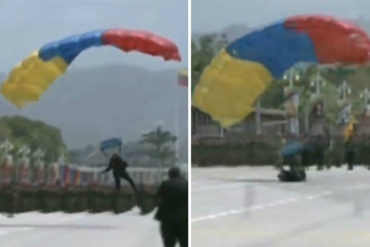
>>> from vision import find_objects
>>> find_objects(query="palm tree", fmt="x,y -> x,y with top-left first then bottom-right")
140,126 -> 177,182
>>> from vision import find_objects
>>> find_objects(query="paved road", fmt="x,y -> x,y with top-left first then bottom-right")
0,207 -> 162,247
192,166 -> 370,247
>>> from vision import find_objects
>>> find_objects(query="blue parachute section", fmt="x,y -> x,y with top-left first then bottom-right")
39,30 -> 104,63
281,142 -> 305,157
226,22 -> 317,78
100,137 -> 122,151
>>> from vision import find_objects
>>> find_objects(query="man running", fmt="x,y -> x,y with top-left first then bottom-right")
101,153 -> 137,191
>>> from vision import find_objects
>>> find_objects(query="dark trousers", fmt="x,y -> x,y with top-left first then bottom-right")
160,220 -> 187,247
113,170 -> 137,191
346,150 -> 354,170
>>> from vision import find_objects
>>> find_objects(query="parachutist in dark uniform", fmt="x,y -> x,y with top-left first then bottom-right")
155,167 -> 188,247
278,141 -> 307,182
279,153 -> 306,182
101,153 -> 137,192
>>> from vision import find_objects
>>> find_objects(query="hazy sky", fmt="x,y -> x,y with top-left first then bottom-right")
0,0 -> 188,149
0,0 -> 188,73
192,0 -> 370,32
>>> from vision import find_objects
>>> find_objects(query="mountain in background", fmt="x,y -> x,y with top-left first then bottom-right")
0,64 -> 188,162
192,24 -> 254,45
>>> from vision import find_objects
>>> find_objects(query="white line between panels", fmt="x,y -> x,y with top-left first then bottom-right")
192,183 -> 370,223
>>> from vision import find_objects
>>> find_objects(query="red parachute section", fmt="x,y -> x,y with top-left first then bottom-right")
285,15 -> 370,64
102,29 -> 181,61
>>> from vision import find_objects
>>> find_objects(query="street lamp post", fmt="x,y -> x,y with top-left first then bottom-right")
34,149 -> 45,163
33,149 -> 45,185
283,71 -> 301,136
337,81 -> 352,125
0,139 -> 13,156
360,88 -> 370,105
17,145 -> 30,159
360,88 -> 370,117
339,80 -> 351,100
306,72 -> 327,132
15,145 -> 30,183
310,73 -> 326,96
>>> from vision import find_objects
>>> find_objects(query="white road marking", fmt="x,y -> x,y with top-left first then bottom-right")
192,183 -> 370,223
192,183 -> 246,192
192,197 -> 300,223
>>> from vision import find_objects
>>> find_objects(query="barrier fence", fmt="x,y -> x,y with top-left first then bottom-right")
0,156 -> 165,192
0,156 -> 166,214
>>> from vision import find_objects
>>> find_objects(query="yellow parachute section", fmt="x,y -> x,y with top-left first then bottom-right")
192,49 -> 273,127
1,51 -> 68,108
343,117 -> 357,143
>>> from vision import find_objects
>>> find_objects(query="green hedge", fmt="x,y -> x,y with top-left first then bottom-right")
192,141 -> 281,166
193,139 -> 370,167
354,141 -> 370,165
0,186 -> 157,215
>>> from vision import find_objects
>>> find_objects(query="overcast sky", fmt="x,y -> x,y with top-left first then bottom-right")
192,0 -> 370,33
0,0 -> 188,73
0,0 -> 188,149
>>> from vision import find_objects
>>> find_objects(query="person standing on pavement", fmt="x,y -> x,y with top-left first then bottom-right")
155,167 -> 188,247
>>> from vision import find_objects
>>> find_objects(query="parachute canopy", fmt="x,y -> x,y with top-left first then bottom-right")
1,29 -> 181,108
100,137 -> 122,151
281,141 -> 305,157
193,15 -> 370,127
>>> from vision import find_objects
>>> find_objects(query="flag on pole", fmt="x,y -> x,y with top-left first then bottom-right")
178,69 -> 188,87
